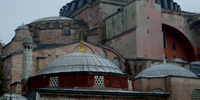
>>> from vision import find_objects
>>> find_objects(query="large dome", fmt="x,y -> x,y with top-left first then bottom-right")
39,52 -> 123,75
31,16 -> 74,23
135,63 -> 198,79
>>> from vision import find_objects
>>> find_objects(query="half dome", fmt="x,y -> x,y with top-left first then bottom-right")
39,52 -> 123,75
135,63 -> 198,79
16,24 -> 29,31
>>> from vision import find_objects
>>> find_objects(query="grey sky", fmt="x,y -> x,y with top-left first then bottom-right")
0,0 -> 199,44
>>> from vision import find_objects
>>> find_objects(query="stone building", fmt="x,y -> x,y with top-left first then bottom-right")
0,0 -> 200,100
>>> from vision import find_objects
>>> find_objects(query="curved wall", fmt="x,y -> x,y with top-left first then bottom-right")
27,73 -> 134,92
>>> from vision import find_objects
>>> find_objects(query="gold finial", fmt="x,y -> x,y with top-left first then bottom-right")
78,31 -> 87,53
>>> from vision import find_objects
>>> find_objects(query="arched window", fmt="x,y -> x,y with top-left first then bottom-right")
152,88 -> 164,93
103,50 -> 107,59
62,27 -> 70,36
112,58 -> 120,68
192,89 -> 200,100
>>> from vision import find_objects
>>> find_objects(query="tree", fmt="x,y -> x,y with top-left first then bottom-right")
0,72 -> 7,97
0,57 -> 7,97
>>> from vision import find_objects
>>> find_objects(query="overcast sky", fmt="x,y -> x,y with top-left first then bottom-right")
0,0 -> 199,44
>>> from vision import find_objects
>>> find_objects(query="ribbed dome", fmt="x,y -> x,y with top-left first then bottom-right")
16,24 -> 29,31
23,34 -> 33,44
39,52 -> 123,75
135,63 -> 198,79
31,16 -> 74,23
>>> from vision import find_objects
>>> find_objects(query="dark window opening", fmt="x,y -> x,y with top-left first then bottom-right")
172,42 -> 176,50
163,37 -> 167,48
173,56 -> 176,58
117,8 -> 121,11
45,23 -> 50,29
62,27 -> 71,36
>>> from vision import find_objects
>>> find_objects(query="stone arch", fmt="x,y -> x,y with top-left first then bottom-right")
162,24 -> 196,62
71,42 -> 96,54
190,20 -> 200,29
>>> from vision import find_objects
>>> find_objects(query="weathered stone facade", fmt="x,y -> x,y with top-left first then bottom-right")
135,77 -> 200,100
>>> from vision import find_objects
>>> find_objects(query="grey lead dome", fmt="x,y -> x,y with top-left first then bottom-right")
31,16 -> 74,23
39,52 -> 123,75
135,63 -> 198,79
16,24 -> 29,31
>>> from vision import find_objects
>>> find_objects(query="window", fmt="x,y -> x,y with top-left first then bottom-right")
44,23 -> 50,29
152,88 -> 164,93
62,27 -> 70,36
103,50 -> 107,59
112,58 -> 120,68
192,89 -> 200,100
50,77 -> 58,88
54,22 -> 59,28
128,80 -> 132,91
94,76 -> 104,88
172,42 -> 176,50
163,37 -> 167,48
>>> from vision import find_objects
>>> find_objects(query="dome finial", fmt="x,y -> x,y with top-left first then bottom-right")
78,31 -> 87,53
163,54 -> 167,64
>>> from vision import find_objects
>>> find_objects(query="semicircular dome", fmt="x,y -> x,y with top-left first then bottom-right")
31,16 -> 74,23
39,52 -> 123,75
16,24 -> 29,31
135,63 -> 198,79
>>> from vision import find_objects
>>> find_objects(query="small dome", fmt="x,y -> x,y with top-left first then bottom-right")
135,63 -> 198,79
16,24 -> 29,31
23,34 -> 33,44
2,94 -> 27,100
31,16 -> 74,23
39,52 -> 123,75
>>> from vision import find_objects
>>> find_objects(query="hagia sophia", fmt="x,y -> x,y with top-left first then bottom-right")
0,0 -> 200,100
